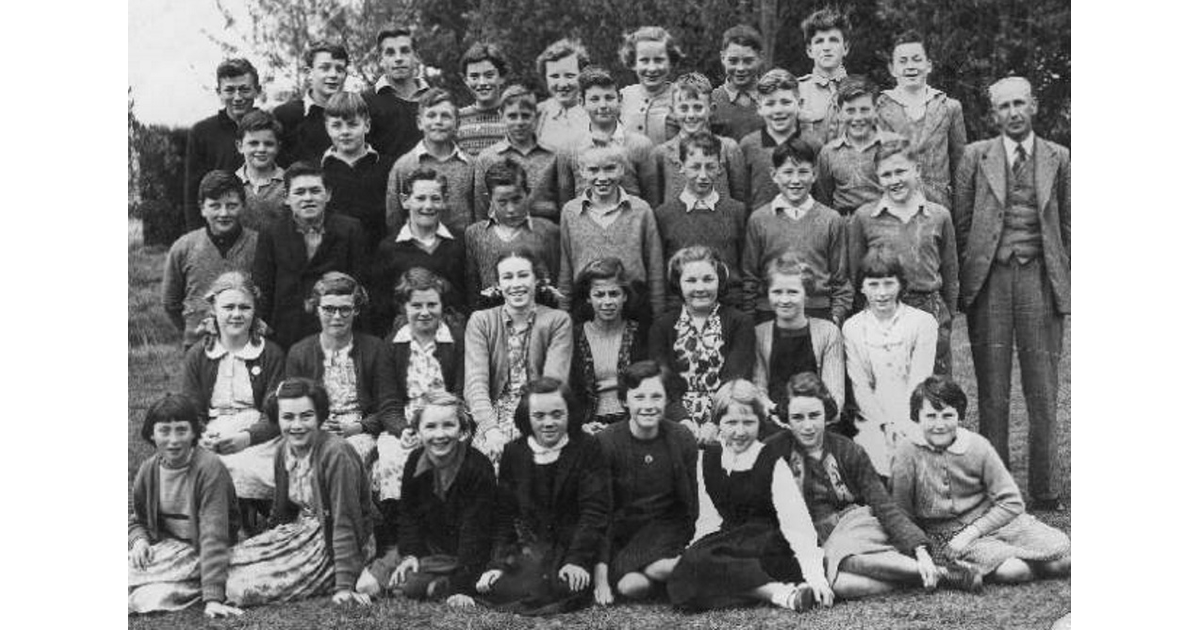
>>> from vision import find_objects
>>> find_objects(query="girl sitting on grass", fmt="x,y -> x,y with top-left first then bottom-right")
891,376 -> 1071,584
129,393 -> 243,618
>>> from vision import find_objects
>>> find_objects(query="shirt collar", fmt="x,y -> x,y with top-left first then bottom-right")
321,144 -> 379,167
1002,134 -> 1036,165
759,126 -> 797,148
680,188 -> 720,212
829,132 -> 885,151
374,74 -> 430,96
415,140 -> 469,164
809,67 -> 848,87
397,222 -> 454,242
910,426 -> 970,455
871,193 -> 929,219
882,86 -> 944,106
723,82 -> 757,103
237,164 -> 285,185
580,188 -> 631,214
413,440 -> 468,498
205,337 -> 265,360
293,213 -> 326,235
588,122 -> 628,146
771,194 -> 814,216
488,215 -> 535,230
501,305 -> 538,327
303,92 -> 325,116
543,99 -> 583,120
494,137 -> 551,156
393,321 -> 454,344
528,435 -> 570,464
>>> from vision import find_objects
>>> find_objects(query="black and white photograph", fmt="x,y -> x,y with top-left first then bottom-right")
117,0 -> 1087,627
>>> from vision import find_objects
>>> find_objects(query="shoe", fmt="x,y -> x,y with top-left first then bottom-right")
788,584 -> 815,612
1031,498 -> 1067,512
426,576 -> 450,600
940,561 -> 983,593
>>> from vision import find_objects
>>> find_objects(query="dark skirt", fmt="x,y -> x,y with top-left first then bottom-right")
609,517 -> 691,581
480,541 -> 591,616
667,520 -> 803,610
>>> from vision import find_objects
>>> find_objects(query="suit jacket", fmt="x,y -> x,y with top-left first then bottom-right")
284,332 -> 403,436
952,136 -> 1070,313
252,213 -> 369,349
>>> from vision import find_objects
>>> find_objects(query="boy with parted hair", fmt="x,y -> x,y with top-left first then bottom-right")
365,26 -> 425,159
386,88 -> 477,233
274,40 -> 351,166
797,7 -> 853,145
322,91 -> 396,248
815,76 -> 902,216
457,42 -> 511,156
473,85 -> 563,222
650,73 -> 747,206
739,68 -> 823,211
164,170 -> 260,348
234,110 -> 287,232
711,25 -> 766,142
185,58 -> 262,230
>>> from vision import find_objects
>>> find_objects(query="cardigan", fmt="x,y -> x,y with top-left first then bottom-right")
594,419 -> 698,563
463,305 -> 573,432
647,305 -> 756,386
489,434 -> 611,571
270,431 -> 379,592
752,317 -> 845,413
765,430 -> 928,555
161,227 -> 259,347
180,337 -> 286,445
129,449 -> 239,602
568,319 -> 647,424
389,325 -> 465,434
184,109 -> 246,230
395,445 -> 496,595
252,212 -> 369,350
284,332 -> 403,436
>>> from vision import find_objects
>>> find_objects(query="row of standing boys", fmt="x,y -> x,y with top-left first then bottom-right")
135,6 -> 1070,619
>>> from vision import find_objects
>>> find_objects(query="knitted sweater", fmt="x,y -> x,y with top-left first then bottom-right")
129,449 -> 239,602
472,140 -> 563,222
370,228 -> 468,334
463,218 -> 560,311
385,143 -> 477,233
284,332 -> 402,436
558,192 -> 666,315
162,227 -> 259,347
709,87 -> 764,145
323,149 -> 397,248
738,127 -> 825,211
273,98 -> 330,166
184,110 -> 246,230
653,196 -> 746,311
180,338 -> 286,445
457,104 -> 508,157
364,88 -> 422,159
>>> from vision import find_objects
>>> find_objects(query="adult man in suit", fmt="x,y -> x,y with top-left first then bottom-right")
953,76 -> 1069,511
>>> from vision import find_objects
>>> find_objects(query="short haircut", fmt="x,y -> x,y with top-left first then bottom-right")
785,372 -> 840,423
667,245 -> 730,299
618,360 -> 667,402
304,40 -> 350,67
909,375 -> 968,423
401,165 -> 448,197
459,41 -> 510,77
141,393 -> 204,445
323,91 -> 370,120
484,157 -> 530,195
856,246 -> 908,293
578,66 -> 618,94
216,58 -> 260,88
393,266 -> 450,308
874,138 -> 919,168
836,75 -> 878,107
771,137 -> 818,169
513,377 -> 581,438
305,270 -> 368,314
890,29 -> 927,56
619,26 -> 684,68
755,67 -> 798,95
801,7 -> 851,43
198,170 -> 246,204
236,109 -> 282,140
264,377 -> 331,427
988,76 -> 1034,105
413,390 -> 475,439
498,84 -> 537,112
536,38 -> 591,80
418,87 -> 458,115
671,72 -> 713,101
283,161 -> 327,191
579,145 -> 629,171
722,24 -> 763,52
570,256 -> 639,322
764,251 -> 816,294
376,25 -> 414,47
710,379 -> 771,427
679,131 -> 721,162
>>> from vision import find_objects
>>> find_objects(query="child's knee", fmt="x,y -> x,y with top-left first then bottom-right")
616,572 -> 652,598
989,558 -> 1035,583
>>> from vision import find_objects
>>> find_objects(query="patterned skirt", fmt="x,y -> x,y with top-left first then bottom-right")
927,513 -> 1071,575
819,505 -> 896,584
225,515 -> 334,606
373,432 -> 420,501
208,410 -> 280,500
331,411 -> 377,464
667,520 -> 803,610
128,538 -> 202,614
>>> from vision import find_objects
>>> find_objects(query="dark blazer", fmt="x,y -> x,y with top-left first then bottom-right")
952,135 -> 1070,314
647,305 -> 756,384
252,212 -> 369,350
180,338 -> 286,445
270,431 -> 379,592
489,434 -> 611,571
388,325 -> 465,435
284,332 -> 402,436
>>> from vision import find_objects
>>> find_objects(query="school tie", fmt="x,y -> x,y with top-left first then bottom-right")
1013,144 -> 1029,174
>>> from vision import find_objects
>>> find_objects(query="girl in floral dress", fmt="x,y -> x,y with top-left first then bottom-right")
649,246 -> 754,442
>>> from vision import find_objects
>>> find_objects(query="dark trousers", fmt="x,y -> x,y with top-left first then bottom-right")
966,257 -> 1062,501
902,291 -> 953,378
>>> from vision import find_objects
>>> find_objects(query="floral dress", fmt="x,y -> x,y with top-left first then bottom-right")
322,342 -> 376,462
487,310 -> 534,466
225,448 -> 334,606
673,306 -> 726,426
206,339 -> 280,500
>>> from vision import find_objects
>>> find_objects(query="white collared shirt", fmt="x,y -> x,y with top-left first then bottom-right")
1002,133 -> 1035,168
871,192 -> 929,224
393,322 -> 454,345
396,222 -> 455,244
414,140 -> 469,164
321,144 -> 378,167
680,188 -> 720,213
771,194 -> 815,221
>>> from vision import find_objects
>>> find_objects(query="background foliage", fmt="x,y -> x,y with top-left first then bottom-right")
130,0 -> 1069,244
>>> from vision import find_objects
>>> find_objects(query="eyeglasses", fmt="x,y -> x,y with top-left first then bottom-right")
319,305 -> 356,317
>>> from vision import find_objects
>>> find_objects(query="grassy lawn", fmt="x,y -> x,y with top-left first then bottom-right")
128,231 -> 1070,629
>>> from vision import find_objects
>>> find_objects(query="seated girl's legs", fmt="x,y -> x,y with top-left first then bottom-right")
989,558 -> 1036,584
1033,555 -> 1071,578
643,557 -> 680,581
830,572 -> 899,599
616,556 -> 680,598
839,551 -> 922,585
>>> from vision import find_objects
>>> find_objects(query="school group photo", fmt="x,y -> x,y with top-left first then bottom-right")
127,1 -> 1071,628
